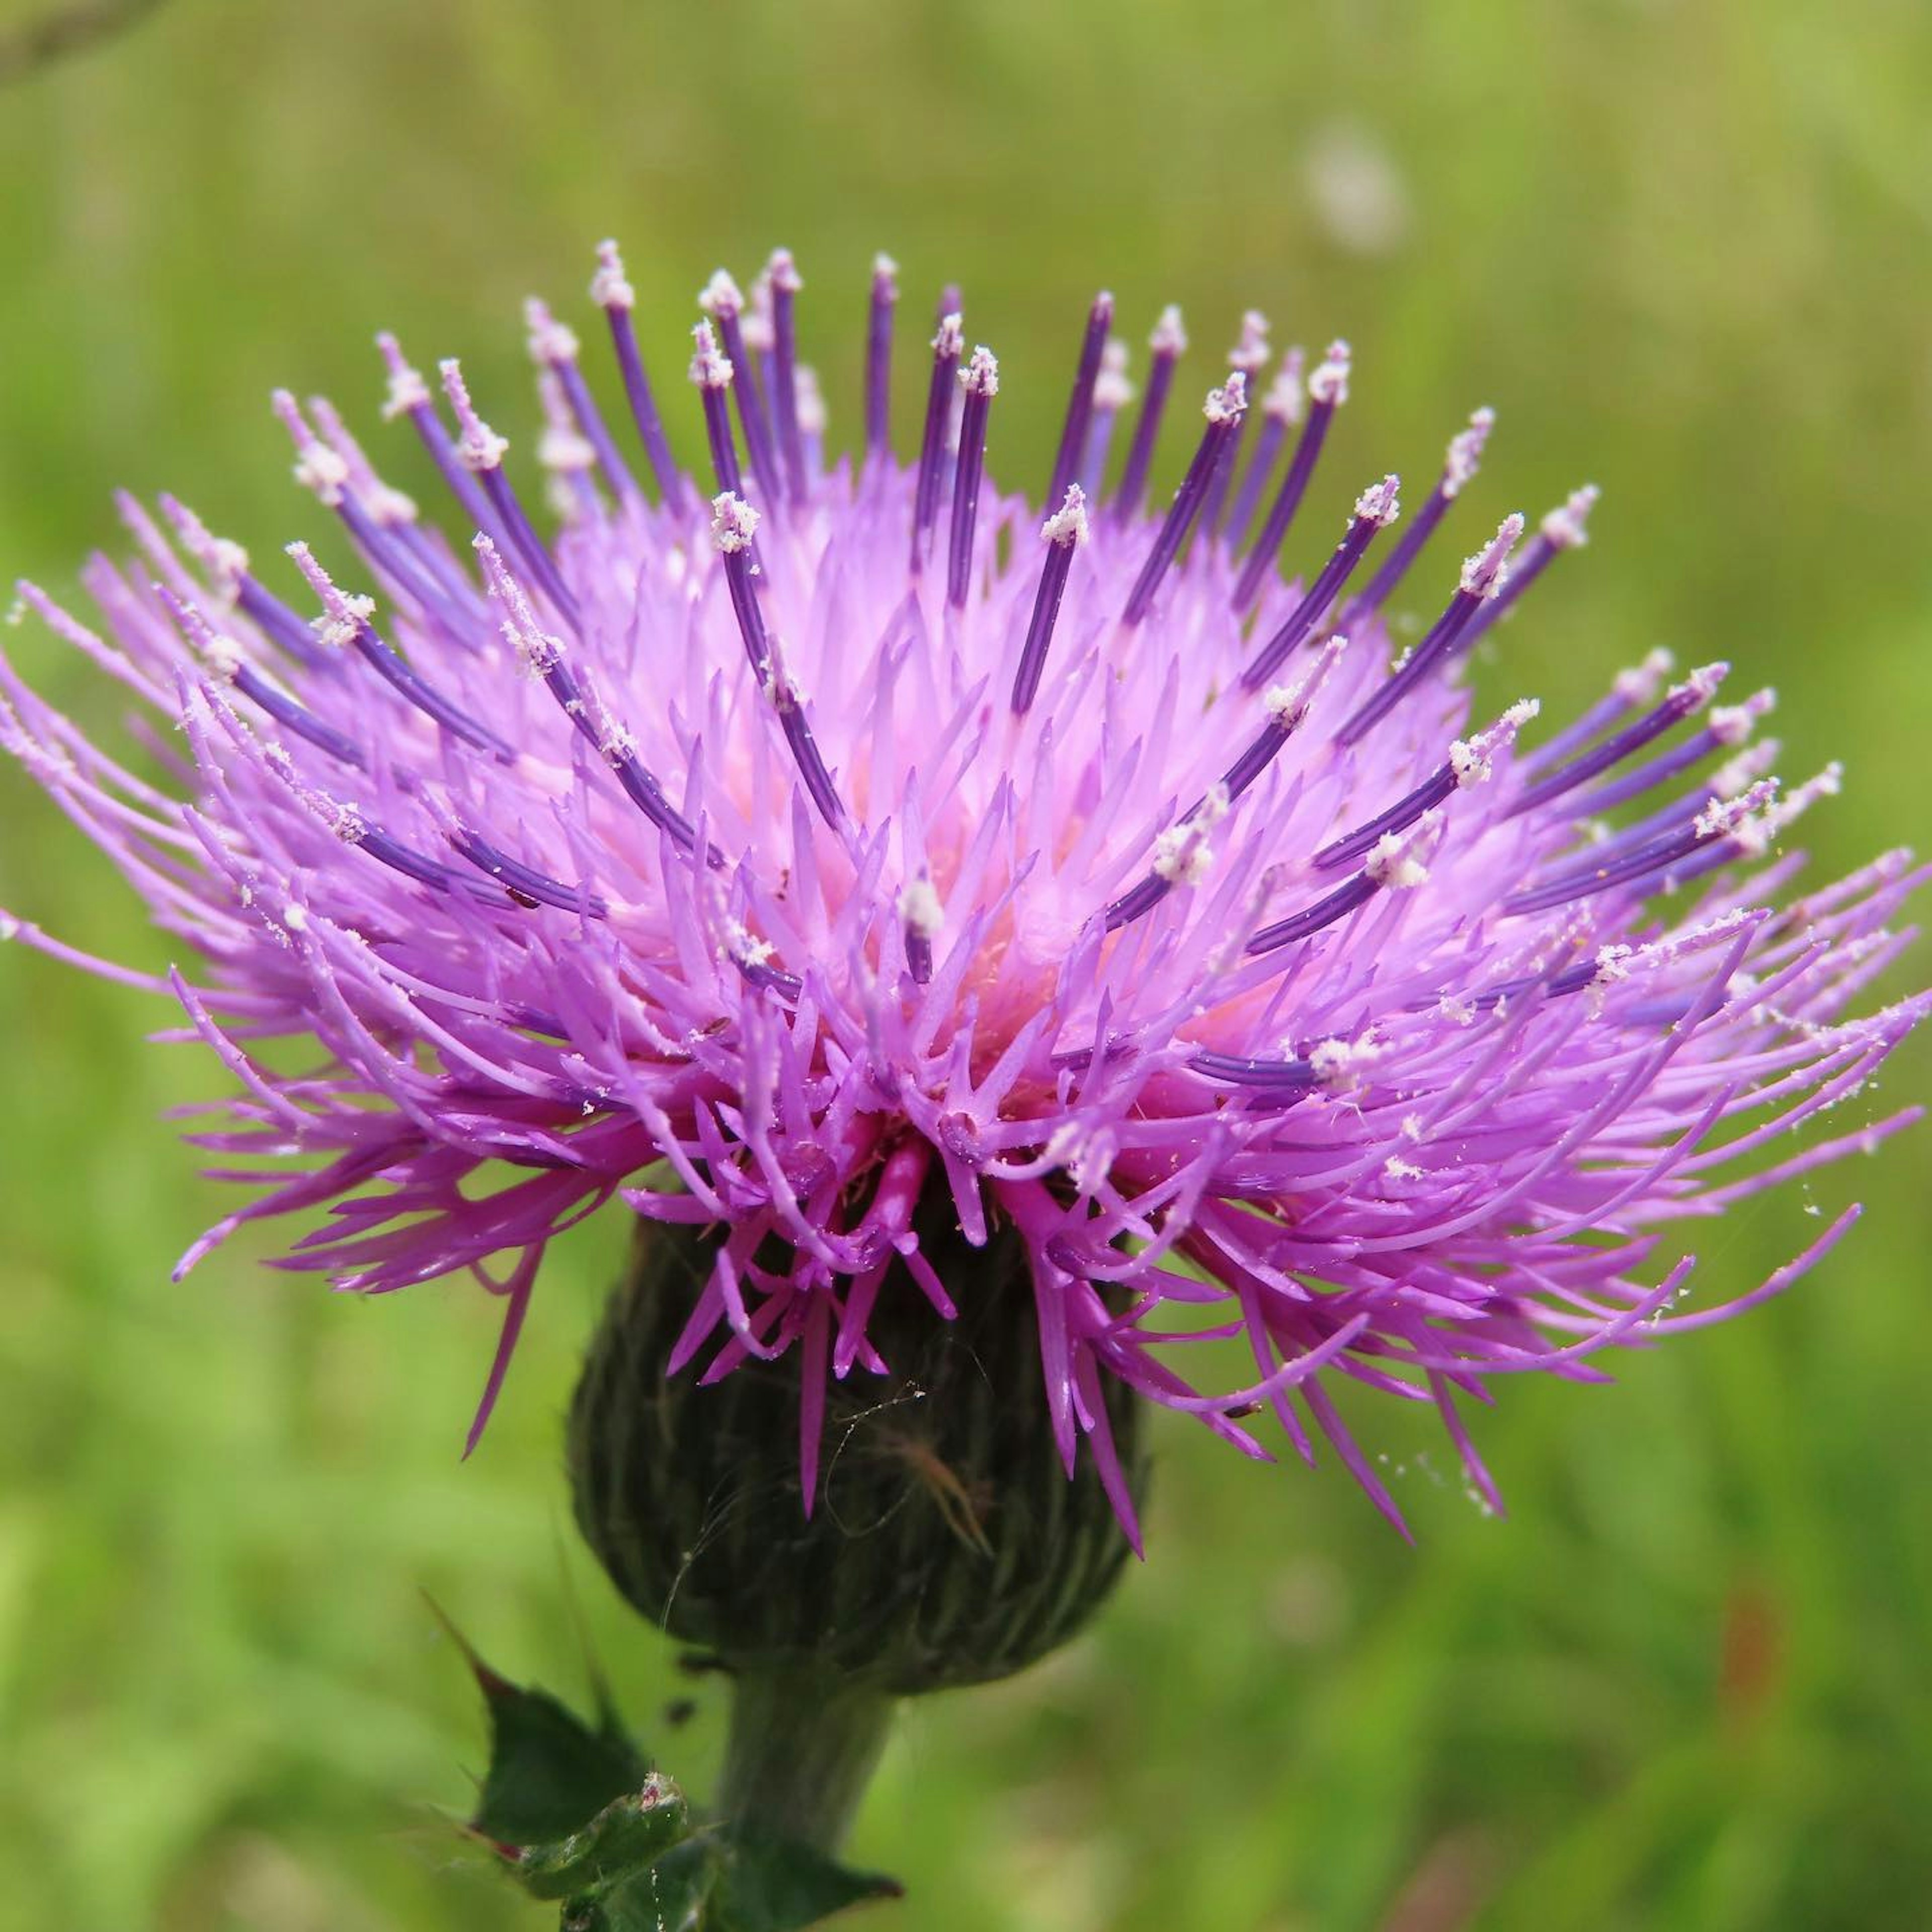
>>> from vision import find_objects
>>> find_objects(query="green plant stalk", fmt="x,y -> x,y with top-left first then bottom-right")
718,1666 -> 897,1854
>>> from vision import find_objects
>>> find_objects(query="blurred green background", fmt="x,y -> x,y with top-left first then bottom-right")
2,1 -> 1929,1926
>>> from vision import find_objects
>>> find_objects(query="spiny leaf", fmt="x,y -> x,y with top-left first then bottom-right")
510,1775 -> 691,1901
430,1596 -> 652,1846
559,1827 -> 901,1931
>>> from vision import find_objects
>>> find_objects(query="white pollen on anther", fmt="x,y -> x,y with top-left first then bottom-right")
1263,634 -> 1347,725
794,364 -> 828,437
1093,339 -> 1135,412
1260,350 -> 1307,425
1710,687 -> 1776,744
872,252 -> 900,284
161,497 -> 249,591
688,320 -> 734,389
1153,786 -> 1229,886
741,275 -> 775,353
1460,514 -> 1524,599
698,269 -> 744,319
1614,646 -> 1676,702
1204,370 -> 1249,425
1678,662 -> 1729,707
1231,309 -> 1271,372
1451,697 -> 1540,785
524,297 -> 580,366
709,492 -> 761,553
1150,304 -> 1188,357
1542,484 -> 1600,549
438,361 -> 509,471
722,919 -> 775,970
283,903 -> 309,933
591,240 -> 636,311
766,248 -> 803,294
958,346 -> 1000,396
1738,763 -> 1843,855
898,877 -> 944,939
1354,473 -> 1402,527
933,313 -> 965,359
1713,737 -> 1780,798
1442,407 -> 1495,498
1310,1031 -> 1384,1088
1697,776 -> 1779,841
200,631 -> 245,685
272,390 -> 350,505
1366,814 -> 1435,888
285,542 -> 375,649
1383,1156 -> 1425,1181
536,373 -> 597,473
376,333 -> 431,420
1040,484 -> 1091,547
1308,339 -> 1352,407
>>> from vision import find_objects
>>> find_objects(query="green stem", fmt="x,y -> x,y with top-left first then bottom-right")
718,1666 -> 896,1854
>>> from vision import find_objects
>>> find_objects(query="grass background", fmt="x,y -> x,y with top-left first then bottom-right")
1,0 -> 1929,1926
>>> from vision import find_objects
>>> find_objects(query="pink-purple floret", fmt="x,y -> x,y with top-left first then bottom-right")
3,243 -> 1924,1541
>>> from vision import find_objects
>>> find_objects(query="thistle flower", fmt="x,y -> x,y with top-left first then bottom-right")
4,240 -> 1924,1564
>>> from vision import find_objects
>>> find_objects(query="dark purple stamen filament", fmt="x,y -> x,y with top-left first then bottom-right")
712,502 -> 772,679
593,246 -> 686,513
474,538 -> 704,858
555,358 -> 638,506
1351,409 -> 1493,617
1112,310 -> 1184,523
1460,490 -> 1595,655
690,324 -> 747,500
232,574 -> 335,669
1505,670 -> 1724,819
706,280 -> 783,508
775,688 -> 845,830
233,664 -> 367,768
1316,767 -> 1458,870
347,616 -> 514,760
449,828 -> 608,916
1121,374 -> 1247,627
768,252 -> 810,503
374,342 -> 500,545
1337,516 -> 1522,749
1247,870 -> 1379,953
1232,344 -> 1349,611
357,824 -> 504,900
1240,479 -> 1399,693
911,313 -> 964,573
1044,291 -> 1113,521
1010,486 -> 1088,714
947,349 -> 998,609
864,257 -> 897,458
1566,708 -> 1764,819
1224,415 -> 1287,556
476,466 -> 580,629
1505,819 -> 1741,917
1104,649 -> 1339,931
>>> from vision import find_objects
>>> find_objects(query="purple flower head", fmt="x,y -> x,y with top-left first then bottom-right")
5,240 -> 1925,1543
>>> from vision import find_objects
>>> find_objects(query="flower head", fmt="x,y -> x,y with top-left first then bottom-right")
4,241 -> 1924,1539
